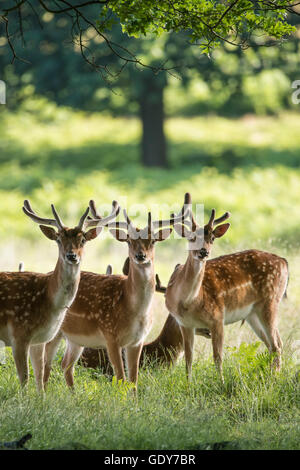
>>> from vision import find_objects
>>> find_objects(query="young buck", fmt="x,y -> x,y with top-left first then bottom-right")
44,201 -> 188,389
0,199 -> 119,391
80,262 -> 210,372
165,193 -> 288,381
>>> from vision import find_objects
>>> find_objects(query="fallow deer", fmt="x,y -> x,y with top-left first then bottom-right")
80,314 -> 184,373
80,262 -> 210,373
0,199 -> 119,391
165,193 -> 288,381
44,201 -> 188,389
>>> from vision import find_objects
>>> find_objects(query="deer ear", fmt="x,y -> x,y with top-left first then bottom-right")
213,223 -> 230,238
109,229 -> 128,242
39,225 -> 57,240
85,227 -> 102,241
154,228 -> 173,242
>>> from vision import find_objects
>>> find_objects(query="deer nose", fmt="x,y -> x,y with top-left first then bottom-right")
66,252 -> 78,262
199,248 -> 209,259
136,252 -> 146,262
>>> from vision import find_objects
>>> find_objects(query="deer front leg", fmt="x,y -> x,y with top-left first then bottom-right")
180,326 -> 195,381
30,343 -> 45,392
211,321 -> 224,383
44,330 -> 64,387
126,343 -> 143,388
11,341 -> 30,388
106,339 -> 126,383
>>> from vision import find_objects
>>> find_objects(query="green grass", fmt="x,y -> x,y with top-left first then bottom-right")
0,343 -> 299,450
0,242 -> 299,450
0,103 -> 300,449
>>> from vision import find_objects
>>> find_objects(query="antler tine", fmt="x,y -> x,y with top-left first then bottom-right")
51,204 -> 65,230
184,192 -> 192,207
77,207 -> 90,231
22,200 -> 59,228
213,211 -> 231,226
23,199 -> 36,215
89,200 -> 101,219
85,200 -> 121,228
181,193 -> 198,232
172,217 -> 190,238
123,208 -> 133,227
153,192 -> 192,231
182,192 -> 194,230
189,208 -> 197,232
152,204 -> 190,230
208,209 -> 216,227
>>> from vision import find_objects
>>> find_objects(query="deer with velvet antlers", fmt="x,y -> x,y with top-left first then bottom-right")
80,259 -> 210,373
165,193 -> 288,381
0,199 -> 119,391
44,201 -> 188,389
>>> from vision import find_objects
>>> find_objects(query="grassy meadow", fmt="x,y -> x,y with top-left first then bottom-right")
0,103 -> 299,450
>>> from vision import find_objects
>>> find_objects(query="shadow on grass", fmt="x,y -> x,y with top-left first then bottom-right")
1,137 -> 300,194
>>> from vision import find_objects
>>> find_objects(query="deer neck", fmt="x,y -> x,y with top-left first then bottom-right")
180,251 -> 206,307
126,259 -> 155,308
48,257 -> 81,312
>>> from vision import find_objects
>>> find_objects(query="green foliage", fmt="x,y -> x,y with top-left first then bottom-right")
243,69 -> 291,114
107,0 -> 296,52
1,5 -> 300,118
229,342 -> 270,372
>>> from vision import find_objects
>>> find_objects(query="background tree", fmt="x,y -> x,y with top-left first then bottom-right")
1,2 -> 300,167
0,6 -> 212,167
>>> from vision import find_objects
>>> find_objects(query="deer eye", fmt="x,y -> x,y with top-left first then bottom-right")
81,238 -> 86,246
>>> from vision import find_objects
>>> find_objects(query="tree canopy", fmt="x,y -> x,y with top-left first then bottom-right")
1,1 -> 300,75
1,1 -> 300,167
107,0 -> 298,51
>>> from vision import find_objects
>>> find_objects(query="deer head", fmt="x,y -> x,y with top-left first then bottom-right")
22,199 -> 120,266
172,193 -> 231,261
88,200 -> 189,267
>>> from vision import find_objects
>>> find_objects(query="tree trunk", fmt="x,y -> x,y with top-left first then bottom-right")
139,78 -> 168,168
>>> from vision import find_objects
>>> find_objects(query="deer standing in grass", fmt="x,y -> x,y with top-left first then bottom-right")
80,260 -> 210,372
0,200 -> 118,391
44,201 -> 188,389
165,193 -> 288,381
